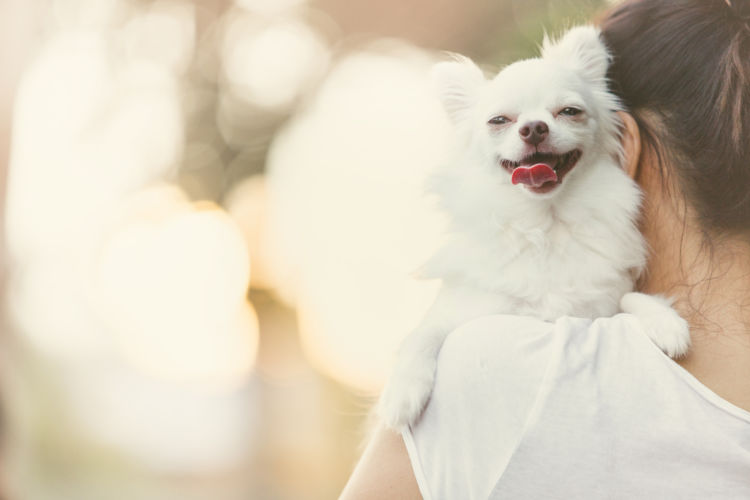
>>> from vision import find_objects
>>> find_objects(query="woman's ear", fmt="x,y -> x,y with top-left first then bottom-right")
618,111 -> 641,180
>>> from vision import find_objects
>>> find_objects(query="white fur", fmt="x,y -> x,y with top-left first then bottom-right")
619,292 -> 691,358
378,26 -> 690,430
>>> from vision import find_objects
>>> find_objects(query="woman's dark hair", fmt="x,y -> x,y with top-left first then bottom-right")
600,0 -> 750,235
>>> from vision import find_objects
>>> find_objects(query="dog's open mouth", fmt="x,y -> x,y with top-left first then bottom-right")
500,149 -> 582,194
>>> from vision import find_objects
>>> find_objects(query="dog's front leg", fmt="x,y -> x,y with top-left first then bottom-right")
619,292 -> 691,358
377,322 -> 447,430
378,285 -> 502,430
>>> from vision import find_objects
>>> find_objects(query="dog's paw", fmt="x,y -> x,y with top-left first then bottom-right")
620,292 -> 691,358
377,358 -> 437,431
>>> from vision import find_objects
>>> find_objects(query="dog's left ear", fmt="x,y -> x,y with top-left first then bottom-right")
542,25 -> 610,81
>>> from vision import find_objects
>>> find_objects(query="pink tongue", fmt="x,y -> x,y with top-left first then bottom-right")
511,163 -> 558,187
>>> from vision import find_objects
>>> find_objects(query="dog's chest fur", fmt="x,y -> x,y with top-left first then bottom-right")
420,160 -> 646,321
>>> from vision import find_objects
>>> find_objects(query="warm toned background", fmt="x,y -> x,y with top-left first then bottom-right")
0,1 -> 610,499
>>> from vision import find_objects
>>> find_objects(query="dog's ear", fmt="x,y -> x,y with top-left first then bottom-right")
542,25 -> 609,81
431,55 -> 485,124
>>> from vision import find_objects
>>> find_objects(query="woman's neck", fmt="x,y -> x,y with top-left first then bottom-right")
639,208 -> 750,411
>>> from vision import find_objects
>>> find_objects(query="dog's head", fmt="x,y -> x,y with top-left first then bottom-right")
433,26 -> 621,197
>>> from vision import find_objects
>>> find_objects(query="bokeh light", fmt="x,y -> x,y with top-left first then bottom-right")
4,0 -> 261,493
118,0 -> 197,75
221,13 -> 330,110
263,41 -> 449,392
235,0 -> 309,15
225,174 -> 274,290
6,30 -> 184,264
63,364 -> 260,472
52,0 -> 122,31
93,185 -> 258,387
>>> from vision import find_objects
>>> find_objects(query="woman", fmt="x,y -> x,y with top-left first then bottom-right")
340,0 -> 750,498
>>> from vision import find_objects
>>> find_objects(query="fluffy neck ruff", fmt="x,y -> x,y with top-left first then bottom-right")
420,152 -> 646,318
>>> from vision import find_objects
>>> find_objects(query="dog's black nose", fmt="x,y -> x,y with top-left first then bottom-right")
519,121 -> 549,146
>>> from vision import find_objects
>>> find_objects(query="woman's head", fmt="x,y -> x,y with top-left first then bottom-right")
600,0 -> 750,237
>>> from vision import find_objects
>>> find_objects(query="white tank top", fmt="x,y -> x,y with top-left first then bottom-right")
402,314 -> 750,499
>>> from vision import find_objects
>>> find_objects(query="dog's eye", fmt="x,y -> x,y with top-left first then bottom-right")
559,107 -> 582,117
488,115 -> 510,125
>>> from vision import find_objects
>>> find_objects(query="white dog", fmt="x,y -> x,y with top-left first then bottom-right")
378,26 -> 691,430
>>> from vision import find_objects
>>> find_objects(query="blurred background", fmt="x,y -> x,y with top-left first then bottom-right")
0,0 -> 612,498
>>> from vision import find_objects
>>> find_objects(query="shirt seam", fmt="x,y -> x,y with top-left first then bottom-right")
623,313 -> 750,424
485,321 -> 566,498
402,426 -> 434,500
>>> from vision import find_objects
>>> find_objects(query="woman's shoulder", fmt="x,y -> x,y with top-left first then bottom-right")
437,313 -> 639,380
404,314 -> 574,499
435,314 -> 564,394
438,312 -> 659,382
404,313 -> 665,499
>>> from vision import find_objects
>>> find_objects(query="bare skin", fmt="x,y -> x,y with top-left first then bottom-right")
625,115 -> 750,413
339,425 -> 421,500
339,112 -> 750,498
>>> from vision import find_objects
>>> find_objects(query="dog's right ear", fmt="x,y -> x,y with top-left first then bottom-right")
431,56 -> 485,124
